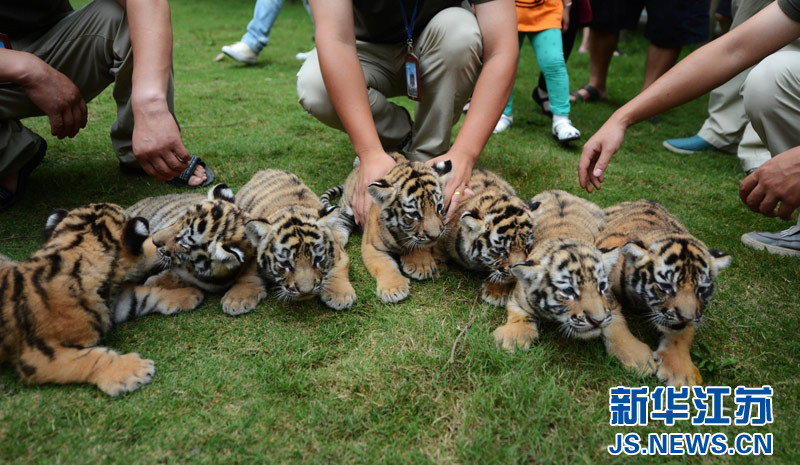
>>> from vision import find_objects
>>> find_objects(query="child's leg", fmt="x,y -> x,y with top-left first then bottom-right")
532,29 -> 570,117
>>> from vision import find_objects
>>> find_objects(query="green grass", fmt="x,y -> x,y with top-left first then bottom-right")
2,1 -> 799,463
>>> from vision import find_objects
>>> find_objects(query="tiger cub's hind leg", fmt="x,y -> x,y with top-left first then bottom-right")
481,281 -> 515,307
400,247 -> 439,280
18,346 -> 155,396
320,250 -> 356,310
221,264 -> 267,316
654,326 -> 703,387
602,306 -> 657,375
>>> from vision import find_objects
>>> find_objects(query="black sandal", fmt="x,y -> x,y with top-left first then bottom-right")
570,84 -> 607,103
166,154 -> 215,188
0,139 -> 47,212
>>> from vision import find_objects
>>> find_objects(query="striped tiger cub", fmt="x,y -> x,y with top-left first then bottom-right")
0,203 -> 177,396
437,169 -> 535,306
326,152 -> 452,303
235,169 -> 356,311
125,184 -> 258,317
597,200 -> 731,386
494,190 -> 657,375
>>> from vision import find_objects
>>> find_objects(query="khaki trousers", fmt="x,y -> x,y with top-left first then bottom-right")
296,7 -> 483,161
0,0 -> 176,176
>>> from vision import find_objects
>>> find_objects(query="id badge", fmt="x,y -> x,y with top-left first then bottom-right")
404,53 -> 421,101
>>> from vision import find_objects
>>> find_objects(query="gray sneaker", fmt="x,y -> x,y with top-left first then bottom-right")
741,221 -> 800,257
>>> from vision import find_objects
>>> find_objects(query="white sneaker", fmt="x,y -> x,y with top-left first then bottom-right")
221,41 -> 258,65
552,117 -> 581,143
493,115 -> 513,134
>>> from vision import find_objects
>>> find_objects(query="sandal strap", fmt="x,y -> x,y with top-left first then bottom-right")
174,154 -> 201,182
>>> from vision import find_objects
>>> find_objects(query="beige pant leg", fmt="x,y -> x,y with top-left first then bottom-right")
697,69 -> 750,154
737,122 -> 771,173
742,50 -> 800,157
0,0 -> 176,170
296,44 -> 412,152
296,6 -> 482,162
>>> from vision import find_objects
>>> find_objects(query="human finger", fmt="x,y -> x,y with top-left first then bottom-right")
744,183 -> 766,213
774,201 -> 797,221
78,99 -> 88,129
739,172 -> 758,203
445,189 -> 463,223
50,112 -> 65,138
758,193 -> 780,217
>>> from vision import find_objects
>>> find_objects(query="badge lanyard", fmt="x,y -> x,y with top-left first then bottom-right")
399,0 -> 422,101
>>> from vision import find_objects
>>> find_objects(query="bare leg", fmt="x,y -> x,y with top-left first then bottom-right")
641,44 -> 681,91
572,29 -> 618,101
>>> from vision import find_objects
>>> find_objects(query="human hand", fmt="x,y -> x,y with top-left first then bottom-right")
578,118 -> 627,193
739,147 -> 800,220
131,103 -> 198,183
21,55 -> 87,139
426,152 -> 475,222
353,151 -> 397,225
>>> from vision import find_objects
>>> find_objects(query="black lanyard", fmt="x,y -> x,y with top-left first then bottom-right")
398,0 -> 420,51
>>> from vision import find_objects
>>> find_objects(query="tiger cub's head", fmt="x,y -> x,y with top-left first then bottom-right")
245,205 -> 341,301
44,203 -> 152,282
457,192 -> 535,282
620,237 -> 731,331
151,185 -> 253,285
511,239 -> 620,339
368,160 -> 452,248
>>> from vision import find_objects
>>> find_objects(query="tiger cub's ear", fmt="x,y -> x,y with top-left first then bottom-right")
318,205 -> 340,231
209,183 -> 235,203
510,259 -> 543,286
367,179 -> 396,205
621,241 -> 649,265
44,209 -> 69,239
431,160 -> 453,184
600,247 -> 621,275
123,217 -> 151,255
215,243 -> 247,264
709,249 -> 732,271
459,210 -> 484,233
245,219 -> 271,246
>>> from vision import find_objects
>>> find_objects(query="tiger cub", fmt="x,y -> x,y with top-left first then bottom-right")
494,190 -> 656,375
235,169 -> 356,311
126,184 -> 257,316
0,204 -> 176,396
331,152 -> 452,303
597,200 -> 731,386
437,169 -> 535,306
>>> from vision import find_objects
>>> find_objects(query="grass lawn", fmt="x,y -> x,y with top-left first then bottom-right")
1,1 -> 798,463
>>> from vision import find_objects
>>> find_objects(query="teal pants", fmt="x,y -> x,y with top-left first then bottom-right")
503,28 -> 570,117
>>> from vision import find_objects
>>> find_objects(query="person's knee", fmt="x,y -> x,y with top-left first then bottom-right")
743,52 -> 800,123
296,66 -> 335,120
424,8 -> 482,67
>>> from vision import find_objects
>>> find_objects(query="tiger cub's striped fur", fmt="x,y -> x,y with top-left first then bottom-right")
235,169 -> 356,311
0,203 -> 184,396
597,200 -> 731,386
437,169 -> 535,306
495,191 -> 656,375
126,184 -> 256,316
336,152 -> 452,303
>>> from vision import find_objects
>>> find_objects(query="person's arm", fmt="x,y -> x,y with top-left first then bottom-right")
309,0 -> 396,226
0,49 -> 86,139
118,0 -> 194,182
578,2 -> 800,192
427,0 -> 518,220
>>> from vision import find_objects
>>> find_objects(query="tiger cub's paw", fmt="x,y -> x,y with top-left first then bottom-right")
481,281 -> 514,307
493,323 -> 538,351
613,339 -> 657,376
377,276 -> 410,304
401,253 -> 439,281
144,271 -> 185,289
222,283 -> 267,316
322,282 -> 357,311
654,349 -> 703,387
97,353 -> 155,397
160,287 -> 204,315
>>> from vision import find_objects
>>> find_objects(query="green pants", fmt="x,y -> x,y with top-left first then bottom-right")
0,0 -> 176,176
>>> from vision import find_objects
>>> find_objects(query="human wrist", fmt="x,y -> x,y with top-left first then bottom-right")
132,90 -> 169,116
7,51 -> 47,87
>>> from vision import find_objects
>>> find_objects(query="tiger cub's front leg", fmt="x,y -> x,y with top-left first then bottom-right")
481,281 -> 515,307
221,262 -> 267,316
144,270 -> 187,289
493,297 -> 539,351
113,284 -> 204,323
400,247 -> 439,280
655,326 -> 702,387
602,304 -> 657,375
362,237 -> 409,304
320,247 -> 356,310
